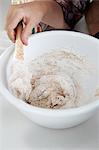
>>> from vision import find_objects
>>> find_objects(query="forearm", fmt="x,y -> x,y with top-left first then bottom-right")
41,1 -> 69,29
85,0 -> 99,35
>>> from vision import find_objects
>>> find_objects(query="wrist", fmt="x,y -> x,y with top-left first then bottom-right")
32,1 -> 48,21
36,1 -> 53,19
41,1 -> 69,29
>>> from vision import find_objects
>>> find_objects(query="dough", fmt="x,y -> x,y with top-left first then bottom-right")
7,50 -> 96,109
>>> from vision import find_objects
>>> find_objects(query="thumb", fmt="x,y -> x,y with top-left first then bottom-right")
21,21 -> 33,45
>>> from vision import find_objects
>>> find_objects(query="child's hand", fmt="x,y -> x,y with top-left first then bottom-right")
5,1 -> 69,45
5,1 -> 48,45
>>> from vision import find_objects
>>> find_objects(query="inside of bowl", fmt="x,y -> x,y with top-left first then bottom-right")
1,31 -> 99,107
23,31 -> 99,93
24,32 -> 99,67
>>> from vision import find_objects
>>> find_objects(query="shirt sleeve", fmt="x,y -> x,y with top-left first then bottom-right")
56,0 -> 91,28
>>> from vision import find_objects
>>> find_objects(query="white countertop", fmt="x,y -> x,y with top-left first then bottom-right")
0,94 -> 99,150
0,1 -> 99,150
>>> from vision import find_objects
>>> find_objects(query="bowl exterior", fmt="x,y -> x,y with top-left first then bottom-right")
0,31 -> 99,129
19,108 -> 96,129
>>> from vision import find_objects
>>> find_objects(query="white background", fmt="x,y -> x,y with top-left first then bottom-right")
0,0 -> 99,150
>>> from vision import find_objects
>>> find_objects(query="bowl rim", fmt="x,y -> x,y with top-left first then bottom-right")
0,30 -> 99,116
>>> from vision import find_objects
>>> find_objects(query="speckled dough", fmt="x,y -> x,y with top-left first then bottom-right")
8,50 -> 95,109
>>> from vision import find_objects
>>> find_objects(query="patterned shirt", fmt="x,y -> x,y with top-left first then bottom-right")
33,0 -> 92,33
56,0 -> 91,28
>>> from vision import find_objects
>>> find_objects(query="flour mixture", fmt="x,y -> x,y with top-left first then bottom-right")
7,50 -> 96,109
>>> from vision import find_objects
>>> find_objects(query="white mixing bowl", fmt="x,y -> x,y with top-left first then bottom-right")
0,31 -> 99,129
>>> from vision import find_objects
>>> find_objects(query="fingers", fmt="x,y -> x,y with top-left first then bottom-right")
7,28 -> 16,43
21,21 -> 33,45
5,2 -> 43,45
5,6 -> 24,43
